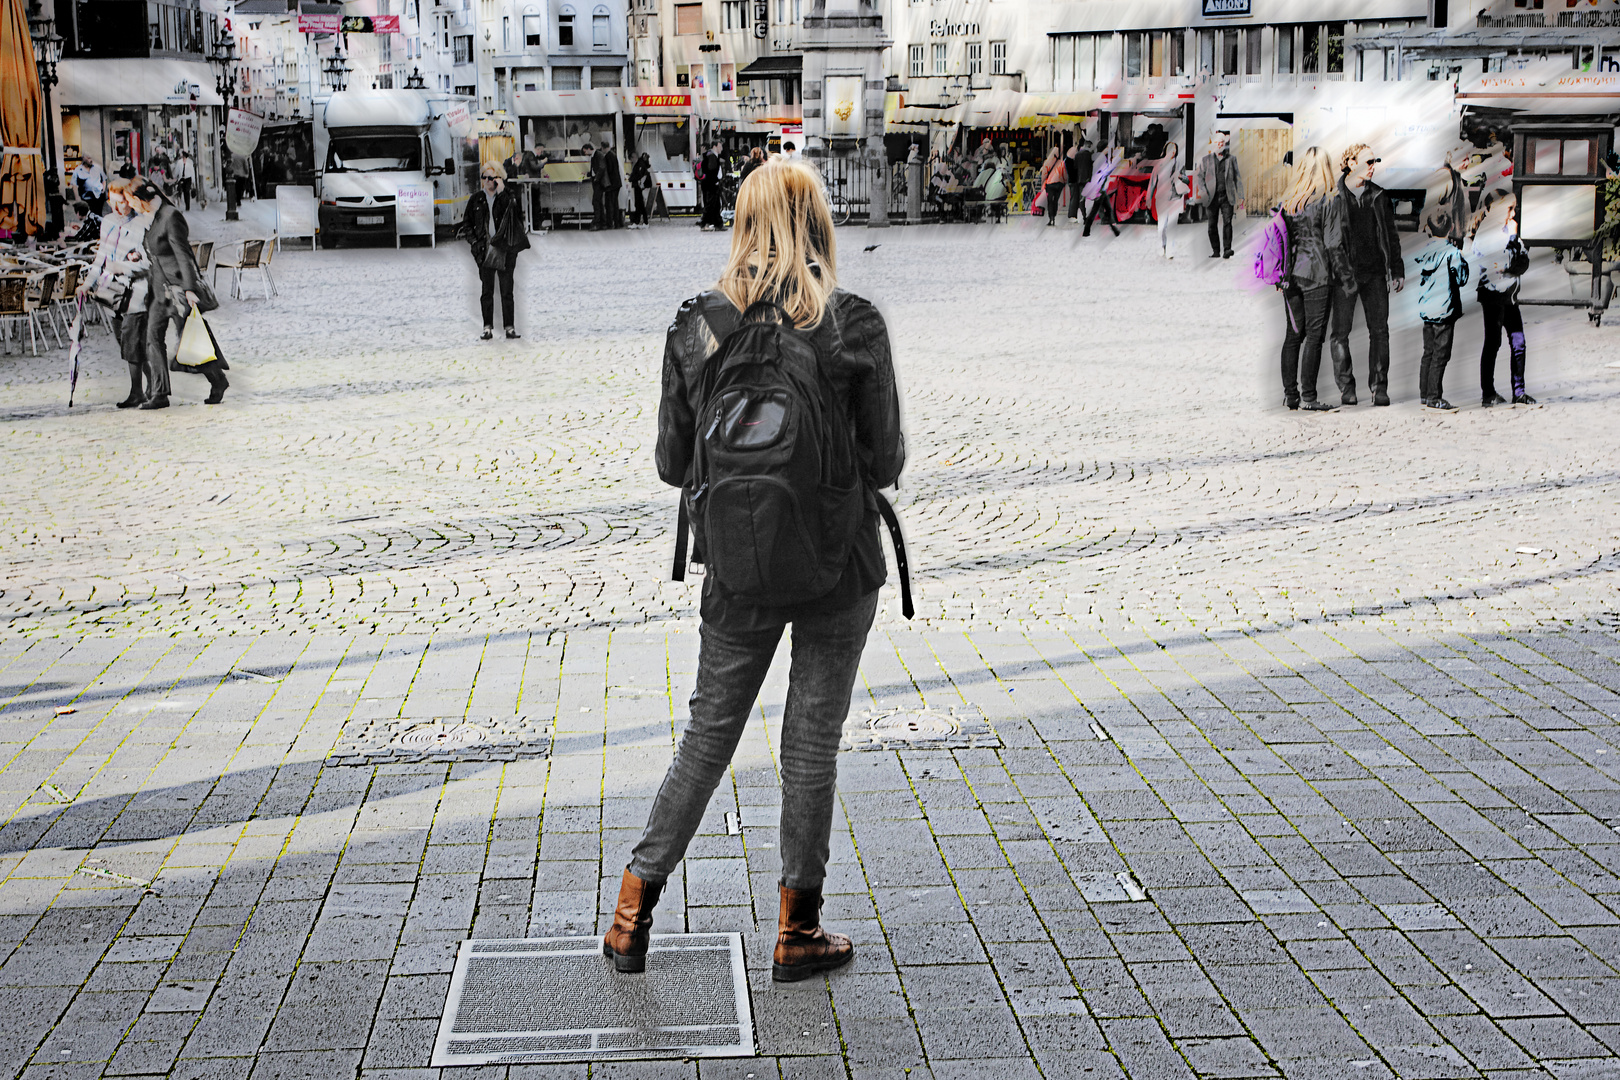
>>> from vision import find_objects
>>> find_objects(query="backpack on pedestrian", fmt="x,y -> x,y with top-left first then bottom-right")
673,298 -> 913,616
1253,210 -> 1290,288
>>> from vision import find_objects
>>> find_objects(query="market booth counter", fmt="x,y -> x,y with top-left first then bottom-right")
1511,122 -> 1616,326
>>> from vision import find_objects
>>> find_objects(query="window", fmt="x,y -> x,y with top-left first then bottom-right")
675,3 -> 701,34
1220,29 -> 1238,76
1275,27 -> 1293,74
552,65 -> 581,88
676,64 -> 688,86
1125,33 -> 1141,78
776,0 -> 799,22
990,40 -> 1005,74
524,14 -> 540,46
1168,30 -> 1184,75
1325,22 -> 1344,74
558,6 -> 574,45
1198,29 -> 1214,75
591,65 -> 621,86
1245,29 -> 1260,75
932,42 -> 947,76
1303,23 -> 1320,74
722,0 -> 746,30
453,34 -> 473,62
455,83 -> 476,94
1077,34 -> 1095,88
593,6 -> 609,45
1149,33 -> 1163,77
502,15 -> 511,50
966,41 -> 982,76
908,43 -> 924,79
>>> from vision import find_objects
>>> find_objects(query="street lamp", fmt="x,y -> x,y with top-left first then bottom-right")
405,67 -> 426,89
210,27 -> 242,220
26,0 -> 64,239
323,47 -> 351,92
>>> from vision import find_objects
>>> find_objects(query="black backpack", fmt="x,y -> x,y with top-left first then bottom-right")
673,297 -> 912,616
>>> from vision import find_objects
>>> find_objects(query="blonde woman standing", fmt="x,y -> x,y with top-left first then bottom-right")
1277,146 -> 1351,410
605,159 -> 904,984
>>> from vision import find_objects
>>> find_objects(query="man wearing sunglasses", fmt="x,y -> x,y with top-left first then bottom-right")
1329,143 -> 1405,406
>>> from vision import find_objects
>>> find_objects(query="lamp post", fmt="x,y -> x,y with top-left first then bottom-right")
323,46 -> 351,93
405,67 -> 426,90
210,28 -> 241,220
26,0 -> 63,239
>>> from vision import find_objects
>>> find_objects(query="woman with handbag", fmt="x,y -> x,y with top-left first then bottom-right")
461,165 -> 529,339
79,177 -> 153,409
128,182 -> 228,408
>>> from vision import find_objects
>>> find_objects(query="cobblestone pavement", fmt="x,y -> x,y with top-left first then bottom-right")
1,216 -> 1619,1079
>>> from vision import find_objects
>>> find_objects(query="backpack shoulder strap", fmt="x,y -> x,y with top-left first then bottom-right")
874,491 -> 914,620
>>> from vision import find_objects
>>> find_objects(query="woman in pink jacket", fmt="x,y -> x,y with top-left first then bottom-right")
1038,146 -> 1067,226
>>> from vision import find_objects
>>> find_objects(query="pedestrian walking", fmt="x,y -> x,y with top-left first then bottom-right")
1038,146 -> 1066,226
739,146 -> 765,187
173,151 -> 196,210
780,140 -> 800,162
79,177 -> 153,409
584,142 -> 608,230
1414,212 -> 1470,411
606,157 -> 905,985
1195,131 -> 1244,258
461,165 -> 529,340
605,148 -> 625,229
1065,140 -> 1092,223
1470,194 -> 1534,406
699,141 -> 725,231
1276,146 -> 1350,412
629,153 -> 654,228
72,156 -> 108,215
1327,143 -> 1405,407
128,181 -> 227,409
1145,142 -> 1187,258
1081,144 -> 1122,237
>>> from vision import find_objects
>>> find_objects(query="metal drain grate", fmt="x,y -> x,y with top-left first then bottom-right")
431,935 -> 753,1066
840,705 -> 1001,751
327,715 -> 551,765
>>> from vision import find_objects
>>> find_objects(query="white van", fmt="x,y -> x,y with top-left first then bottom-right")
315,89 -> 477,246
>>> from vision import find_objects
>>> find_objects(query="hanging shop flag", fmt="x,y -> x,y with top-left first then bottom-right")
297,13 -> 339,32
340,15 -> 400,33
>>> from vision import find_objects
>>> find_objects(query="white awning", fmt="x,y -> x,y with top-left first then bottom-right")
58,59 -> 224,108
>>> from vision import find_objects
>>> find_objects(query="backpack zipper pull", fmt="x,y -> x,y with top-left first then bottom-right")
706,412 -> 721,439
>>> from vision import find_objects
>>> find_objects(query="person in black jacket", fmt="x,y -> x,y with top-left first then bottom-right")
604,157 -> 904,986
699,142 -> 724,231
461,165 -> 530,339
128,182 -> 227,408
604,148 -> 624,229
1328,144 -> 1406,407
1065,140 -> 1091,222
629,153 -> 654,227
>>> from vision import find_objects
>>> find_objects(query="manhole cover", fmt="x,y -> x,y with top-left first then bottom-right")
431,935 -> 753,1065
327,715 -> 551,765
840,706 -> 1000,751
396,722 -> 490,750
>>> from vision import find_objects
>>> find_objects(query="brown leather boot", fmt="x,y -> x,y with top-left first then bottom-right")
772,883 -> 854,983
602,868 -> 662,973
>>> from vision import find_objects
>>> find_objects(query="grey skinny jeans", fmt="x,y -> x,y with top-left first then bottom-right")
629,589 -> 879,891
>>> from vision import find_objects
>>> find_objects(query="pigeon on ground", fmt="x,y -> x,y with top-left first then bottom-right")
863,244 -> 881,252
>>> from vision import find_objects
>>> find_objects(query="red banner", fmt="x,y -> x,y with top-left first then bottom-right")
298,13 -> 400,32
297,13 -> 339,32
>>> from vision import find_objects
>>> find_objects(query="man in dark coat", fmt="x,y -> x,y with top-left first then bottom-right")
585,141 -> 608,230
604,149 -> 624,229
1328,143 -> 1406,407
699,142 -> 724,231
1195,131 -> 1243,258
461,167 -> 530,338
128,183 -> 227,408
1065,140 -> 1092,222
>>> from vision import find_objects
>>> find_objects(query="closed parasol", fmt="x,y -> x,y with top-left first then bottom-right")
0,0 -> 44,236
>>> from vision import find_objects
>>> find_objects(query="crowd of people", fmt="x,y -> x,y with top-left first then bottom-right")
1267,139 -> 1533,412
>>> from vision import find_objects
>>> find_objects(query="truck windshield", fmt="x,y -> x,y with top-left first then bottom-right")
327,135 -> 421,172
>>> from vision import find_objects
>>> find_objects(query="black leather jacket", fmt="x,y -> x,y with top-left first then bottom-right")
657,288 -> 905,619
1284,196 -> 1352,291
1334,177 -> 1405,282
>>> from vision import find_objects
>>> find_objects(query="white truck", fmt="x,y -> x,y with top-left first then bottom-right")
315,89 -> 478,247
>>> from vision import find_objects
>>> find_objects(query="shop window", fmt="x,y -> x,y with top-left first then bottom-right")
967,41 -> 983,76
675,3 -> 701,34
1245,29 -> 1261,74
552,65 -> 582,88
990,40 -> 1006,74
593,6 -> 609,45
933,42 -> 947,76
1303,24 -> 1321,74
1148,33 -> 1163,78
722,0 -> 746,30
1325,22 -> 1344,74
524,14 -> 541,46
908,44 -> 924,79
558,6 -> 575,44
1275,27 -> 1293,74
591,66 -> 621,86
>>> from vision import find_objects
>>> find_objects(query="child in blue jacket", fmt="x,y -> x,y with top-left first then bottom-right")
1413,215 -> 1471,410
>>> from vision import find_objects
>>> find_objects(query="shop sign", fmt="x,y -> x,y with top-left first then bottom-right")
929,20 -> 980,37
299,13 -> 399,32
636,93 -> 692,107
823,76 -> 863,139
753,0 -> 766,38
165,79 -> 202,104
224,109 -> 265,156
395,180 -> 435,241
1202,0 -> 1251,15
444,101 -> 474,136
297,13 -> 338,32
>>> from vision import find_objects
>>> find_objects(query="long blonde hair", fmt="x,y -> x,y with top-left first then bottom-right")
717,159 -> 837,329
1280,146 -> 1335,214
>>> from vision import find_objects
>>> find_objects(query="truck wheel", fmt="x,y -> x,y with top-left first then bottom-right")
319,231 -> 337,250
